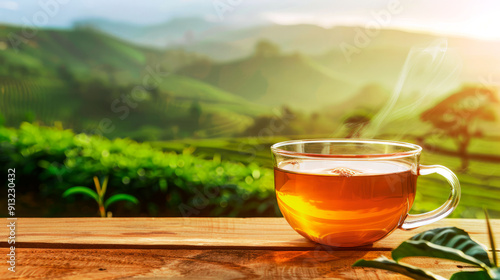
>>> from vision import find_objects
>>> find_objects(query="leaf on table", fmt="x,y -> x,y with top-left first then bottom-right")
450,268 -> 500,280
63,186 -> 99,203
353,257 -> 447,280
392,227 -> 491,268
485,209 -> 498,267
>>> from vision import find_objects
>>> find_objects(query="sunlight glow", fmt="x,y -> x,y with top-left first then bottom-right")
264,4 -> 500,41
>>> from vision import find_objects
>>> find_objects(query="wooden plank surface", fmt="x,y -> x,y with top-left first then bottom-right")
1,218 -> 499,250
0,218 -> 498,279
0,248 -> 482,279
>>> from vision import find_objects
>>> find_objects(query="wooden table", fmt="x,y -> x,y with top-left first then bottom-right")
1,218 -> 498,279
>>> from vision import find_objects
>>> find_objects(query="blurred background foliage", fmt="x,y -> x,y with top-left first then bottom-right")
1,4 -> 500,218
0,123 -> 275,217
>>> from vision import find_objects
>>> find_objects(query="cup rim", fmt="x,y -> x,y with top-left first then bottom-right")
271,139 -> 423,159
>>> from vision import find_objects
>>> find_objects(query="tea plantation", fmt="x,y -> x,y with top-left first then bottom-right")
0,123 -> 276,217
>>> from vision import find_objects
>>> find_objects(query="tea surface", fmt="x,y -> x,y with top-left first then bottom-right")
275,160 -> 417,247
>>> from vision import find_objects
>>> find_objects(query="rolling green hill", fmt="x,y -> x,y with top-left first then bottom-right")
167,23 -> 500,95
178,53 -> 358,110
0,25 -> 268,140
0,76 -> 78,127
0,25 -> 154,81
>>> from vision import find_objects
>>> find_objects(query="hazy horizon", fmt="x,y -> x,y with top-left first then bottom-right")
1,0 -> 500,41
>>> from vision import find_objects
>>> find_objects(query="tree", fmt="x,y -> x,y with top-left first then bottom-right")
242,106 -> 298,137
343,112 -> 372,138
57,65 -> 76,85
421,86 -> 499,171
254,40 -> 280,57
189,100 -> 202,129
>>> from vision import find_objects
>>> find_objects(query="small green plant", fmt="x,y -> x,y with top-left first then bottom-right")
63,176 -> 139,217
353,210 -> 499,280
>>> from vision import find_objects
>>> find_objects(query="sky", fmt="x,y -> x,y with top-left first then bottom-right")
1,0 -> 500,40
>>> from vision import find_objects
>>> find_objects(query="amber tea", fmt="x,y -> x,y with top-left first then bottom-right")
271,140 -> 460,247
275,160 -> 417,247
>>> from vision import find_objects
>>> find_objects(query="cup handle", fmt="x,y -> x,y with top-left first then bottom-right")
400,165 -> 461,230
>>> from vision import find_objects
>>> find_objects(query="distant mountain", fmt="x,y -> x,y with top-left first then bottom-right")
313,29 -> 500,93
170,24 -> 440,61
70,18 -> 500,92
323,83 -> 390,117
178,52 -> 358,110
181,24 -> 332,61
0,25 -> 267,139
73,17 -> 244,49
174,22 -> 500,94
204,27 -> 498,81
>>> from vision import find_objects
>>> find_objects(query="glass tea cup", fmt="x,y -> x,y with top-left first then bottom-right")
271,139 -> 460,247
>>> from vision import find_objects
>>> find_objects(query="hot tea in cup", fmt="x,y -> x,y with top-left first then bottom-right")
271,139 -> 460,247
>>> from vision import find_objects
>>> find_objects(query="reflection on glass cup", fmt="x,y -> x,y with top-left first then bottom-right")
272,139 -> 460,247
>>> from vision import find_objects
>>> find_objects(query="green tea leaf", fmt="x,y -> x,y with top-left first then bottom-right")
451,268 -> 500,280
63,187 -> 99,203
393,240 -> 491,270
100,176 -> 109,197
485,209 -> 498,267
93,176 -> 102,196
353,257 -> 446,280
392,227 -> 491,268
104,194 -> 139,209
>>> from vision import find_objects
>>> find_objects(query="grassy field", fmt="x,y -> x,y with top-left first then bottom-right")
152,135 -> 500,218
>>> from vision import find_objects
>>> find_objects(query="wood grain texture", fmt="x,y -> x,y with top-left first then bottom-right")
0,218 -> 498,279
0,248 -> 480,280
0,218 -> 498,250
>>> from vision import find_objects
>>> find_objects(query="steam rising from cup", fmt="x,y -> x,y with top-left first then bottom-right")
361,38 -> 463,138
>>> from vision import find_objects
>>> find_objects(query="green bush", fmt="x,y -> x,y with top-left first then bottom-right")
0,123 -> 277,217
